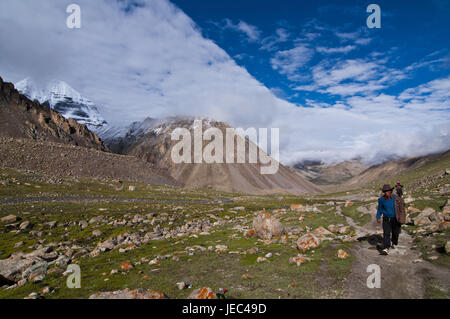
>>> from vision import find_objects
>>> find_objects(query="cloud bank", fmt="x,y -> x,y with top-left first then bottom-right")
0,0 -> 448,165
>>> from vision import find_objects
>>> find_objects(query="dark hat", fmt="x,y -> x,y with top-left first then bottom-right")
381,184 -> 394,192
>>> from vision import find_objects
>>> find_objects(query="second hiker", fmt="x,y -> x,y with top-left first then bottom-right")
395,181 -> 403,197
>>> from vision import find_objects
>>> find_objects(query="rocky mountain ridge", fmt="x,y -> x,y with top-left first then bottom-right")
0,77 -> 107,152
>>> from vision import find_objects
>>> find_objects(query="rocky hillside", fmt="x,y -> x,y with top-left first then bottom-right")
344,150 -> 450,189
101,117 -> 322,195
0,137 -> 179,186
295,159 -> 369,185
0,76 -> 107,151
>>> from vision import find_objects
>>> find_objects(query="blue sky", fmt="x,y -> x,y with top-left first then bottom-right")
172,0 -> 450,108
0,0 -> 449,164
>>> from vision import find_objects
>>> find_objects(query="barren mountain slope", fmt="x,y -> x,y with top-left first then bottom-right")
344,150 -> 450,188
295,159 -> 369,185
103,117 -> 322,195
0,137 -> 179,186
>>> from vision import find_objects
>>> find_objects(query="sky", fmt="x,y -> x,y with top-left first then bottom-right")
0,0 -> 449,165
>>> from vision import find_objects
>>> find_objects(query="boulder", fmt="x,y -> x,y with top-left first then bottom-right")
439,221 -> 450,231
256,257 -> 267,263
54,255 -> 70,267
14,241 -> 24,248
243,229 -> 256,238
92,230 -> 103,237
188,287 -> 216,299
89,216 -> 103,224
413,208 -> 437,226
0,255 -> 48,284
21,260 -> 48,282
242,273 -> 253,279
1,215 -> 19,223
120,261 -> 133,271
445,241 -> 450,254
215,245 -> 228,253
311,226 -> 333,237
337,249 -> 350,259
89,288 -> 168,299
252,211 -> 285,240
176,282 -> 186,290
79,220 -> 88,229
0,258 -> 34,282
407,206 -> 421,214
289,255 -> 311,266
290,204 -> 305,212
19,221 -> 31,230
297,233 -> 321,252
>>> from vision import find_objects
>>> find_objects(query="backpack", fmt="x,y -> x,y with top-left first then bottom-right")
394,195 -> 406,224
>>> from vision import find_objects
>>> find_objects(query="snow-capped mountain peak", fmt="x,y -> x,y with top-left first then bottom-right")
15,78 -> 107,128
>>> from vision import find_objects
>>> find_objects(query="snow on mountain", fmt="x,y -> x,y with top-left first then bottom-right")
95,116 -> 223,152
15,78 -> 107,128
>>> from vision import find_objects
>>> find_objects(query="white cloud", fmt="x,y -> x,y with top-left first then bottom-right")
294,58 -> 407,97
260,28 -> 290,51
0,0 -> 448,167
270,45 -> 314,78
399,76 -> 450,110
224,19 -> 261,42
316,45 -> 356,54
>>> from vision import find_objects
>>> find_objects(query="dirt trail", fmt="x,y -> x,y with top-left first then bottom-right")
338,205 -> 449,298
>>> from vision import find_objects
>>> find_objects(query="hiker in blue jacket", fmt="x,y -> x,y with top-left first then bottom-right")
376,184 -> 402,255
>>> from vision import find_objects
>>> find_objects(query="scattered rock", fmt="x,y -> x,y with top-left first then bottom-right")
128,186 -> 136,192
176,282 -> 186,290
297,233 -> 321,252
243,229 -> 256,238
92,230 -> 103,237
1,215 -> 19,223
327,224 -> 350,234
290,204 -> 305,212
215,245 -> 228,253
252,211 -> 285,240
289,255 -> 311,266
242,273 -> 253,279
337,249 -> 350,259
40,286 -> 51,295
120,261 -> 133,271
311,226 -> 333,237
188,287 -> 216,299
345,201 -> 353,207
19,221 -> 31,230
14,241 -> 24,248
256,257 -> 267,263
413,209 -> 435,226
79,220 -> 88,229
89,288 -> 168,299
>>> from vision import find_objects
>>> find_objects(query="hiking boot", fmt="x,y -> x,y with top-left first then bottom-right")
380,248 -> 389,255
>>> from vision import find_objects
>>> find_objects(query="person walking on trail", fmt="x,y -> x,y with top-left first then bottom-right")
376,184 -> 406,255
395,181 -> 403,197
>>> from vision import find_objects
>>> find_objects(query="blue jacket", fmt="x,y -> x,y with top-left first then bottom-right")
376,195 -> 396,219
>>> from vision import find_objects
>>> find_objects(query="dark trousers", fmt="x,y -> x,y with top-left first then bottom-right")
382,217 -> 401,249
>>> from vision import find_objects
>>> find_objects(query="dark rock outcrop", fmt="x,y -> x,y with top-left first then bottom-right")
0,76 -> 108,151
